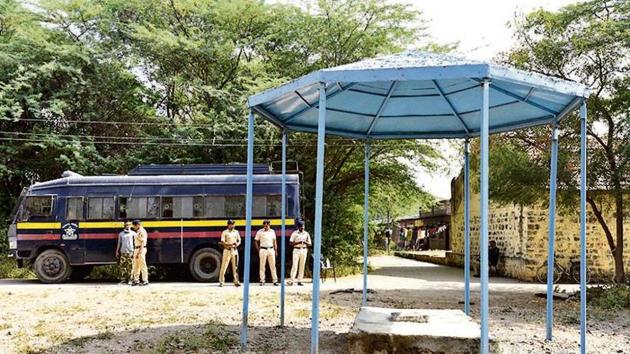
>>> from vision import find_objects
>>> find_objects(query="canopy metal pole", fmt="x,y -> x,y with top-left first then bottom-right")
479,79 -> 490,354
310,82 -> 327,354
362,141 -> 370,306
579,100 -> 587,354
240,109 -> 255,349
545,120 -> 559,341
280,129 -> 287,326
464,138 -> 471,315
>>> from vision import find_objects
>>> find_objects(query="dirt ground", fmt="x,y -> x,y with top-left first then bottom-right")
0,255 -> 628,354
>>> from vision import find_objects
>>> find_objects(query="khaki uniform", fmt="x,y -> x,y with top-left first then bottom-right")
219,228 -> 241,284
289,230 -> 311,283
132,226 -> 149,283
255,228 -> 277,283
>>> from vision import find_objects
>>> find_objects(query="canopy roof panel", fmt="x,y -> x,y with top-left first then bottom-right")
248,51 -> 589,139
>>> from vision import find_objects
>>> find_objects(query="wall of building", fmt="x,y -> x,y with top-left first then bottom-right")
449,174 -> 630,282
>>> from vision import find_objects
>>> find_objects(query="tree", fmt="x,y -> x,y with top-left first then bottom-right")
492,0 -> 629,282
0,0 -> 442,265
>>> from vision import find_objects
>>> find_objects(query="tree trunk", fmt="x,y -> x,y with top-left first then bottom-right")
613,192 -> 625,283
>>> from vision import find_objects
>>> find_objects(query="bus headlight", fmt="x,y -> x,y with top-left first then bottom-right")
9,236 -> 17,250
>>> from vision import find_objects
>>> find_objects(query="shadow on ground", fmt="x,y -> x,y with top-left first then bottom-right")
37,323 -> 346,354
368,263 -> 522,285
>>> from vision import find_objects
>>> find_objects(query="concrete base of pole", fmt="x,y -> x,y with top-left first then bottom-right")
348,307 -> 499,354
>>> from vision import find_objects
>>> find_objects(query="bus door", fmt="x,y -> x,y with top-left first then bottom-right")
82,196 -> 118,263
142,196 -> 183,264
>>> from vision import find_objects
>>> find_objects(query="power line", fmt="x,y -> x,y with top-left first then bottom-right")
0,131 -> 267,143
0,135 -> 361,147
0,116 -> 217,128
0,130 -> 359,146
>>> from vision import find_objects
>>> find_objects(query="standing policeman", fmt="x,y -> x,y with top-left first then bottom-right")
289,220 -> 311,286
131,219 -> 149,286
219,219 -> 241,287
255,219 -> 278,286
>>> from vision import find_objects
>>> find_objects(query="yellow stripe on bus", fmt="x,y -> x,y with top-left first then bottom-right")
79,219 -> 294,229
17,219 -> 295,230
79,221 -> 125,228
17,222 -> 61,230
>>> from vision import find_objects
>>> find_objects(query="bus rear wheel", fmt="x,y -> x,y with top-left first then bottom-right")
34,249 -> 72,283
189,248 -> 221,282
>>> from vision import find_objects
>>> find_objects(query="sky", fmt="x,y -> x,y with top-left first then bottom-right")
271,0 -> 579,200
402,0 -> 579,200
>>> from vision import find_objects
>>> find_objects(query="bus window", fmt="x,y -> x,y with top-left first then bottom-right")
126,197 -> 149,219
173,196 -> 194,218
253,196 -> 266,217
267,195 -> 282,217
225,196 -> 245,218
161,197 -> 173,218
193,196 -> 204,217
66,197 -> 84,220
147,197 -> 160,218
20,196 -> 54,221
88,197 -> 115,220
118,197 -> 128,219
205,196 -> 225,217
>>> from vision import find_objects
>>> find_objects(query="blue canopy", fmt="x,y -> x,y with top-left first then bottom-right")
248,51 -> 589,139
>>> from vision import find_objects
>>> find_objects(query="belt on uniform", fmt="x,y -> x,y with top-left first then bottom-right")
294,245 -> 307,249
134,246 -> 147,249
260,246 -> 274,250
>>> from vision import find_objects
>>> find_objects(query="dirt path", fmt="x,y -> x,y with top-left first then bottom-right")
0,256 -> 627,353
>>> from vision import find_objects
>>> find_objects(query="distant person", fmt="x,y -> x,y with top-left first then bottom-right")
384,227 -> 392,253
473,240 -> 501,277
131,219 -> 149,286
219,219 -> 241,287
255,220 -> 278,286
115,221 -> 136,285
289,220 -> 311,286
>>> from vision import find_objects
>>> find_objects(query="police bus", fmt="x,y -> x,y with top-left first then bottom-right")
6,164 -> 299,283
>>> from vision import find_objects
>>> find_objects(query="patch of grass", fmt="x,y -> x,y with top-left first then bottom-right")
0,258 -> 35,279
153,321 -> 237,354
88,264 -> 119,280
293,308 -> 311,319
96,329 -> 115,340
321,304 -> 347,320
560,310 -> 580,325
587,285 -> 630,310
66,335 -> 91,348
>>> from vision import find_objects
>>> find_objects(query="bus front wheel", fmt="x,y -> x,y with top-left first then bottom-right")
189,248 -> 221,282
34,249 -> 72,283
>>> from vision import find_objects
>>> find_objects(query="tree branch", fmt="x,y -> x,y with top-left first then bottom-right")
587,196 -> 617,252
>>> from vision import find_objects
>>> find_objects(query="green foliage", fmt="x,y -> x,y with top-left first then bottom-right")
490,0 -> 629,282
154,321 -> 237,353
0,0 -> 445,272
0,258 -> 35,279
587,284 -> 630,310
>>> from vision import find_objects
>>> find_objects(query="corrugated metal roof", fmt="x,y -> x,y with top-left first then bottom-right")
30,174 -> 300,190
248,50 -> 589,139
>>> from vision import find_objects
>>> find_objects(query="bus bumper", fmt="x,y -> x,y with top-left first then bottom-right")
8,250 -> 25,268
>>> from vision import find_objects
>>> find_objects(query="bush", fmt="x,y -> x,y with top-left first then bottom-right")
587,285 -> 630,310
0,258 -> 34,279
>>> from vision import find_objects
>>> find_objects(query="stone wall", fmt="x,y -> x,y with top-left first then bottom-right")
449,173 -> 630,282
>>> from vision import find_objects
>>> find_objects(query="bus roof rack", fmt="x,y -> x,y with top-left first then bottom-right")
127,164 -> 271,176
